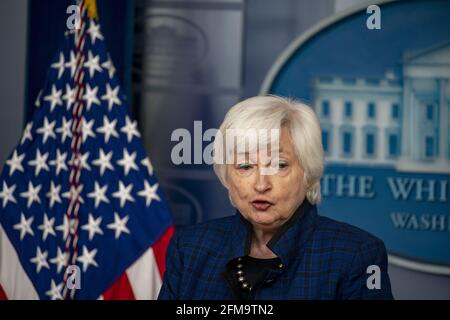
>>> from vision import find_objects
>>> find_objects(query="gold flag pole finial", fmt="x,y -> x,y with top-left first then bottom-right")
84,0 -> 98,20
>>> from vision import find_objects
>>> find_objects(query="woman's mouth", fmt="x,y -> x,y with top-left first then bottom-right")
251,200 -> 273,211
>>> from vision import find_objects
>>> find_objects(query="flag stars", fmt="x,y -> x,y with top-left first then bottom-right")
84,51 -> 102,78
88,182 -> 109,208
45,280 -> 64,300
0,182 -> 17,207
50,248 -> 69,274
36,117 -> 57,143
101,84 -> 121,111
13,213 -> 34,240
28,149 -> 50,176
30,247 -> 50,274
49,150 -> 68,175
77,245 -> 98,272
51,52 -> 66,79
81,213 -> 103,241
107,212 -> 130,239
20,182 -> 42,208
121,116 -> 141,143
141,157 -> 154,176
56,117 -> 72,143
20,122 -> 33,145
138,181 -> 161,207
65,51 -> 77,78
92,149 -> 114,176
63,84 -> 75,110
117,149 -> 139,176
43,85 -> 63,112
56,215 -> 77,241
87,20 -> 104,45
6,150 -> 25,176
81,117 -> 96,142
46,181 -> 62,208
83,84 -> 100,111
101,55 -> 116,79
112,181 -> 134,208
38,213 -> 56,241
62,184 -> 85,205
97,116 -> 119,143
70,151 -> 91,171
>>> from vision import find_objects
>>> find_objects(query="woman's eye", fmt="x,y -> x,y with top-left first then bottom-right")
237,163 -> 252,170
277,161 -> 288,169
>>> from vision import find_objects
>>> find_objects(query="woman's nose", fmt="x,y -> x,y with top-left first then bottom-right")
254,169 -> 272,193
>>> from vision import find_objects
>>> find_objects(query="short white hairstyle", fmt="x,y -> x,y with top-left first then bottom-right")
213,95 -> 324,205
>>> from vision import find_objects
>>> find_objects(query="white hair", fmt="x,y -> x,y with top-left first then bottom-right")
213,95 -> 324,204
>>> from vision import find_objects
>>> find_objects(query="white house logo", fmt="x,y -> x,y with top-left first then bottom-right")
261,0 -> 450,275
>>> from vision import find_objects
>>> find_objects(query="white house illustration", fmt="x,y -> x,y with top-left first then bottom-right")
312,41 -> 450,173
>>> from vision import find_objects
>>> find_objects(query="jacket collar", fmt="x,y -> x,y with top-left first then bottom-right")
229,199 -> 318,268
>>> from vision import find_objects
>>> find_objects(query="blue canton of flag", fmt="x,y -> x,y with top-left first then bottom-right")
0,10 -> 173,300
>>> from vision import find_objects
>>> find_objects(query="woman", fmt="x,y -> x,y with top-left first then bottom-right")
159,95 -> 393,300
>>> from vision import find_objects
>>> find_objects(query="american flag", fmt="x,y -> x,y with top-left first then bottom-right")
0,1 -> 173,300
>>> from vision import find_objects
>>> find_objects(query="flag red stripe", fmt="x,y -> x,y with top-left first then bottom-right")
0,284 -> 7,300
152,225 -> 175,278
102,273 -> 135,300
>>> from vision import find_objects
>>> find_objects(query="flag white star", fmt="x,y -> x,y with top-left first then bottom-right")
30,247 -> 50,274
50,248 -> 69,274
45,280 -> 64,300
65,50 -> 77,78
38,213 -> 56,241
83,84 -> 100,111
117,149 -> 139,176
112,181 -> 134,208
36,117 -> 57,143
46,181 -> 62,208
28,149 -> 50,176
138,181 -> 161,207
20,122 -> 33,145
35,90 -> 42,108
13,213 -> 34,240
49,149 -> 68,175
84,51 -> 102,78
0,182 -> 17,207
97,116 -> 119,143
87,182 -> 109,208
81,117 -> 96,142
92,149 -> 114,176
77,245 -> 98,272
70,151 -> 91,171
63,84 -> 75,110
121,116 -> 141,143
51,52 -> 66,79
56,117 -> 72,143
101,55 -> 116,79
141,157 -> 154,176
56,215 -> 77,241
20,182 -> 42,208
62,184 -> 85,205
43,85 -> 63,112
6,150 -> 25,176
87,20 -> 104,45
101,84 -> 121,111
107,212 -> 130,239
81,213 -> 103,241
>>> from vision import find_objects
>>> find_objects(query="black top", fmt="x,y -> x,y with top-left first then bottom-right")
228,255 -> 282,300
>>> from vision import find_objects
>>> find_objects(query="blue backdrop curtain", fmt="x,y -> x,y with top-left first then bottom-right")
25,0 -> 135,123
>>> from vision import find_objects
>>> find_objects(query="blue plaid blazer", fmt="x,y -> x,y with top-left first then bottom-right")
158,201 -> 393,300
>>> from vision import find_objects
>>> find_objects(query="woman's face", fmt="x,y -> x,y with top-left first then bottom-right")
226,126 -> 306,232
